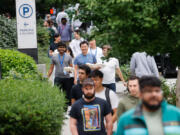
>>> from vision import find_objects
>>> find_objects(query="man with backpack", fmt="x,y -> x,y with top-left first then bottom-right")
91,69 -> 119,123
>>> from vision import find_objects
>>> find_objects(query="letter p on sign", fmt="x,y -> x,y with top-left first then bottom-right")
23,7 -> 29,16
19,4 -> 33,18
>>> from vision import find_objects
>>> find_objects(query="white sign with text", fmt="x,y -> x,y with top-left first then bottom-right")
16,0 -> 37,49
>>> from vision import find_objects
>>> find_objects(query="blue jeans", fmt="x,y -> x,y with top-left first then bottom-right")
103,83 -> 116,92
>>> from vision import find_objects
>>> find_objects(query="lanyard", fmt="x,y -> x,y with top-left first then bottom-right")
58,54 -> 65,67
90,48 -> 97,57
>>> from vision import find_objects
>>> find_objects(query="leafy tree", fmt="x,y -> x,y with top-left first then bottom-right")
78,0 -> 180,64
36,0 -> 79,16
78,0 -> 180,105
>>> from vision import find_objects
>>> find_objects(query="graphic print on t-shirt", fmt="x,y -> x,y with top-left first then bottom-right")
81,104 -> 101,131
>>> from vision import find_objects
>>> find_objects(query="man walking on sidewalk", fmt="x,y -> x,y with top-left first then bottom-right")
116,76 -> 180,135
70,78 -> 113,135
117,76 -> 140,122
71,64 -> 91,104
91,69 -> 119,124
48,42 -> 73,105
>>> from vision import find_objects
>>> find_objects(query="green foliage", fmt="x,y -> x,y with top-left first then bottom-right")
37,19 -> 51,69
37,20 -> 50,47
120,64 -> 130,81
0,15 -> 17,48
78,0 -> 180,65
0,79 -> 66,135
0,49 -> 37,79
36,0 -> 79,15
161,79 -> 176,105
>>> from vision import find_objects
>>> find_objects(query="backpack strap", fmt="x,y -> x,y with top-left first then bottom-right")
105,87 -> 112,111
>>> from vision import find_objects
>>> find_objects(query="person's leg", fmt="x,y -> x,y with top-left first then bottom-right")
54,77 -> 63,90
62,78 -> 73,105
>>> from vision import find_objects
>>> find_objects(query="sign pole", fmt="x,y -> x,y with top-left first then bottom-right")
16,0 -> 38,63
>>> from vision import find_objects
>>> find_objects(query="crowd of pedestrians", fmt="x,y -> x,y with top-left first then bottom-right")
44,10 -> 180,135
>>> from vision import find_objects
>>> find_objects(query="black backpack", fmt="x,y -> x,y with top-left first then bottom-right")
105,87 -> 114,114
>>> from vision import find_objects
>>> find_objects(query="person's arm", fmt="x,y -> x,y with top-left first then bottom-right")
112,108 -> 117,123
49,50 -> 53,56
56,13 -> 59,25
47,64 -> 54,78
70,117 -> 79,135
71,98 -> 76,105
117,101 -> 125,122
105,113 -> 113,135
116,67 -> 126,86
69,56 -> 73,67
74,65 -> 78,84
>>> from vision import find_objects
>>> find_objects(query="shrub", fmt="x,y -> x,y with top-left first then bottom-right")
37,19 -> 50,47
0,79 -> 66,135
0,15 -> 17,48
0,49 -> 37,79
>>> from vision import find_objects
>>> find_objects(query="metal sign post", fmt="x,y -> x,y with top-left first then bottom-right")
16,0 -> 38,63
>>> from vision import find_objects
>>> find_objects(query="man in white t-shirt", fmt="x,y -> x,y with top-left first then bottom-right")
100,45 -> 126,92
89,39 -> 103,63
91,69 -> 119,124
69,29 -> 84,58
56,8 -> 69,25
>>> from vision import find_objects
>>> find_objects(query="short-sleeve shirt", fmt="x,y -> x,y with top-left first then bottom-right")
95,88 -> 119,109
51,53 -> 72,78
50,42 -> 58,51
74,53 -> 97,66
88,47 -> 103,64
100,57 -> 120,84
71,83 -> 83,100
70,97 -> 111,135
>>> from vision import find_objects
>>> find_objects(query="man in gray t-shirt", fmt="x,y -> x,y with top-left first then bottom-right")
48,42 -> 72,105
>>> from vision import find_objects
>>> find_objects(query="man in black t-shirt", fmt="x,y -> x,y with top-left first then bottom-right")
70,78 -> 113,135
49,33 -> 61,57
71,65 -> 91,105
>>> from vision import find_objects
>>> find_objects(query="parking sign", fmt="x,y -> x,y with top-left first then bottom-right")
16,0 -> 37,49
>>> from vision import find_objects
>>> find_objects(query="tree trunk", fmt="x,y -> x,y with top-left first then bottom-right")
176,68 -> 180,107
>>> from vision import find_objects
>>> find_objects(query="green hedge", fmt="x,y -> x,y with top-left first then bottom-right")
0,79 -> 66,135
0,49 -> 37,79
37,20 -> 50,47
0,15 -> 17,48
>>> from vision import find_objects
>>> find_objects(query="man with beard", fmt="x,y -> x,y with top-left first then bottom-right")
71,64 -> 91,105
115,76 -> 180,135
70,78 -> 113,135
